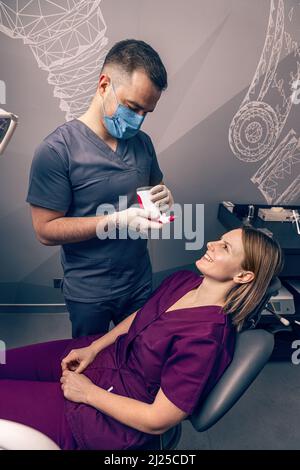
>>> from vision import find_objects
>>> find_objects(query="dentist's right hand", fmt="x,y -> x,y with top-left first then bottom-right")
61,345 -> 98,374
110,207 -> 163,235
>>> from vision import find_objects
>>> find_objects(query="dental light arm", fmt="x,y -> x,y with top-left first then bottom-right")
0,108 -> 18,155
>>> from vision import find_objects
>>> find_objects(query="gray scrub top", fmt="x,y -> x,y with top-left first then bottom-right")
26,119 -> 163,302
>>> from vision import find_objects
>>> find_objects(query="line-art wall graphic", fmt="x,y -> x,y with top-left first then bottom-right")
0,0 -> 108,121
229,0 -> 300,204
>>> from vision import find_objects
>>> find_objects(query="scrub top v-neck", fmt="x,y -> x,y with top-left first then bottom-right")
73,119 -> 128,166
26,118 -> 164,302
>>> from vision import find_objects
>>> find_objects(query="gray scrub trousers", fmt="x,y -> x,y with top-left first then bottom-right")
26,119 -> 163,337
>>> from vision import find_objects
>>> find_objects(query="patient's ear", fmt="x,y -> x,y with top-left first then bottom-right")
233,270 -> 255,285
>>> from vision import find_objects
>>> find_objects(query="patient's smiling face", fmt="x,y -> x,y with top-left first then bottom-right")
196,229 -> 246,282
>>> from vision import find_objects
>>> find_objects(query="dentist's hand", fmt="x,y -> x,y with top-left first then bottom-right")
61,346 -> 97,374
149,184 -> 174,213
111,207 -> 163,235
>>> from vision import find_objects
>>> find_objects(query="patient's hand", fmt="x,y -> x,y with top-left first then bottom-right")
60,369 -> 93,404
61,346 -> 97,374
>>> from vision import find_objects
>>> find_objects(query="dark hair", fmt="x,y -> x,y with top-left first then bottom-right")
101,39 -> 168,91
223,226 -> 284,331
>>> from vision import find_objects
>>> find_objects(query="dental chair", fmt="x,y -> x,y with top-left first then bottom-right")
160,276 -> 281,450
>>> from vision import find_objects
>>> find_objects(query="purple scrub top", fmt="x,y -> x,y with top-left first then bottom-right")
64,270 -> 236,450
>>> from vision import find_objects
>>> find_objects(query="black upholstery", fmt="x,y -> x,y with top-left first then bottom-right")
161,277 -> 281,449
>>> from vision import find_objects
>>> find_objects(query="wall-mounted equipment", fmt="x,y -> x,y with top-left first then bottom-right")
0,108 -> 18,155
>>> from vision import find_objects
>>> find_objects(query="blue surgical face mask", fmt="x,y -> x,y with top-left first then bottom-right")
101,81 -> 145,139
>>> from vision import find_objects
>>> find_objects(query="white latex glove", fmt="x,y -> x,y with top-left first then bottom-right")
149,184 -> 174,213
111,207 -> 163,235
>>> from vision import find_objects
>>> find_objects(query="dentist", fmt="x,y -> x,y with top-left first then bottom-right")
26,39 -> 174,338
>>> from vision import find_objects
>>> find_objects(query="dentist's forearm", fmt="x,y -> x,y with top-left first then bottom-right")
86,384 -> 158,435
90,310 -> 139,354
39,214 -> 115,246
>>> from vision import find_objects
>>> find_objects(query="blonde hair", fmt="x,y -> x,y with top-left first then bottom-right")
223,226 -> 284,331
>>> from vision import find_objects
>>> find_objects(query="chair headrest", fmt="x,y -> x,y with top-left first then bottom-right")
241,276 -> 281,331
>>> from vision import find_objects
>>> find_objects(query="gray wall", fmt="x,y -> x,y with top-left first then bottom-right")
0,0 -> 299,299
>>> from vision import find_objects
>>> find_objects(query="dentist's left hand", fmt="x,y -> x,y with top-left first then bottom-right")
149,184 -> 174,213
60,369 -> 93,404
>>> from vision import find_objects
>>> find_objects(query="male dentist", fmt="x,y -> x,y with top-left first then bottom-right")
26,39 -> 174,338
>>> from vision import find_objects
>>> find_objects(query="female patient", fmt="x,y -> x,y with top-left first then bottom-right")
0,226 -> 283,450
